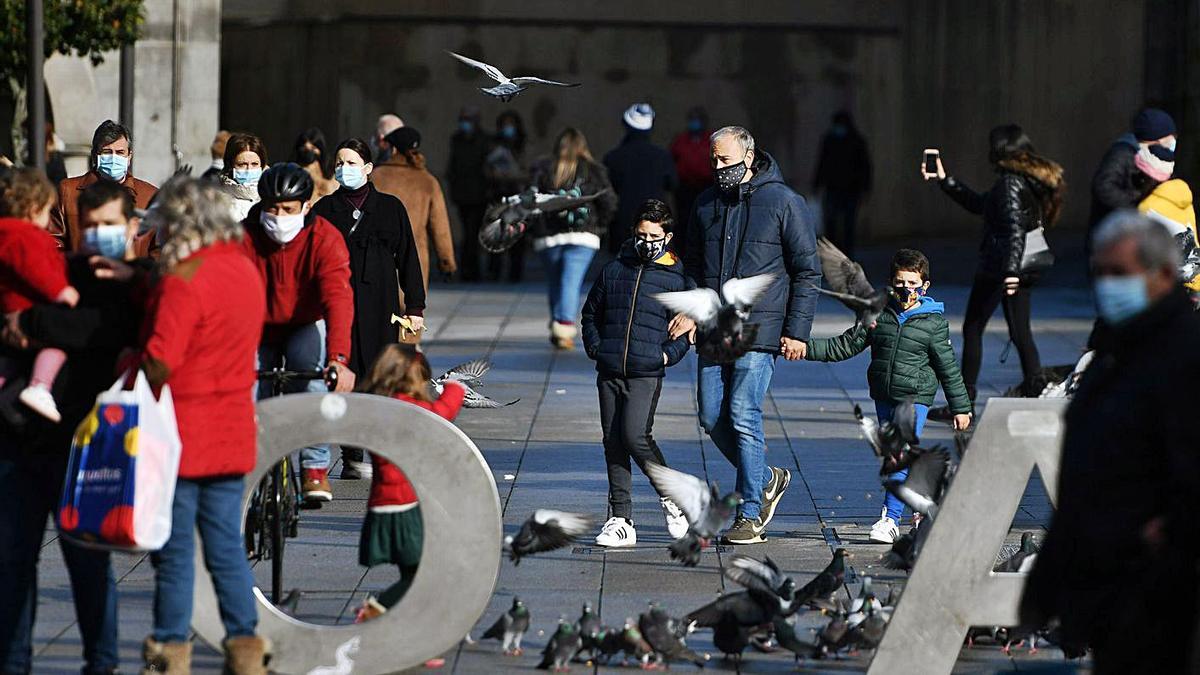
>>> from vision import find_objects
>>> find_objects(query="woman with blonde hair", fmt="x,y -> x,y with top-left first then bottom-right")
529,127 -> 616,349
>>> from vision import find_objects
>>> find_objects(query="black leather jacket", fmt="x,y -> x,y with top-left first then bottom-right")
940,172 -> 1042,278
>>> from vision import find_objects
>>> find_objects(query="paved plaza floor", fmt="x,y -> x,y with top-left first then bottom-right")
29,244 -> 1096,673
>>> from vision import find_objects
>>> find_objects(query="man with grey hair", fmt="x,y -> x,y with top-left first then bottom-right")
1022,210 -> 1200,672
673,125 -> 821,544
373,113 -> 405,164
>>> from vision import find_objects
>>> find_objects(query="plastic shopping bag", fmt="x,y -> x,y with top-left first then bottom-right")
57,370 -> 182,552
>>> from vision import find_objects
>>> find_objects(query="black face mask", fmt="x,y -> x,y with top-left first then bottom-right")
296,147 -> 320,166
714,158 -> 749,193
633,236 -> 669,262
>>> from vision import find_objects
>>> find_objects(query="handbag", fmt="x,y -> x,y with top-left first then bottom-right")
1020,226 -> 1054,274
57,370 -> 182,552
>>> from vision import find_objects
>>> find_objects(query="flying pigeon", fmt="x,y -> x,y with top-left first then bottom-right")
881,518 -> 931,571
856,399 -> 921,473
486,188 -> 612,230
480,597 -> 531,655
724,555 -> 800,617
505,510 -> 591,564
645,462 -> 741,566
447,51 -> 581,102
686,590 -> 780,632
639,604 -> 706,668
478,218 -> 527,254
994,532 -> 1040,574
810,237 -> 890,331
576,602 -> 602,659
795,548 -> 850,608
653,273 -> 777,363
537,618 -> 583,671
431,357 -> 519,409
883,445 -> 952,519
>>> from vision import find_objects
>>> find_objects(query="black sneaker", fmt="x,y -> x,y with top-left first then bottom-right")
758,466 -> 791,529
927,405 -> 954,423
723,516 -> 766,545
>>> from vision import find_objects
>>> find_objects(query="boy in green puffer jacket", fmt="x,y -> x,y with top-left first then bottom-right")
805,248 -> 972,544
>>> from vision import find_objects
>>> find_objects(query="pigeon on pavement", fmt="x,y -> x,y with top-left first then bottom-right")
810,237 -> 890,331
639,604 -> 706,668
772,614 -> 817,664
795,548 -> 850,608
653,273 -> 777,363
505,510 -> 591,564
537,618 -> 583,671
645,462 -> 741,566
448,51 -> 581,102
814,600 -> 852,659
617,618 -> 654,667
480,597 -> 531,655
994,532 -> 1040,573
575,602 -> 602,659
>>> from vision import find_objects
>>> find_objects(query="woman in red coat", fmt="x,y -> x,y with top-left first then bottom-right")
132,177 -> 270,674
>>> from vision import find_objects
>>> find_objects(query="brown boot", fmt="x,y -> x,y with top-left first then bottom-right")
141,637 -> 192,674
223,635 -> 271,675
550,322 -> 577,350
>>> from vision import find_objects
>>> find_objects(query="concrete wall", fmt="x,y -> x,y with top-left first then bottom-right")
217,0 -> 1148,240
41,0 -> 220,186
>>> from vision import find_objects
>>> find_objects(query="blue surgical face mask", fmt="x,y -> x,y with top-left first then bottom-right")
335,164 -> 367,190
233,167 -> 262,186
1162,136 -> 1178,152
459,120 -> 475,134
83,224 -> 129,259
96,153 -> 129,181
500,125 -> 517,140
1094,274 -> 1149,325
687,118 -> 703,133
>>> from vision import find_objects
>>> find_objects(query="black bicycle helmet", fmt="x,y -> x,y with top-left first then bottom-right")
257,162 -> 314,204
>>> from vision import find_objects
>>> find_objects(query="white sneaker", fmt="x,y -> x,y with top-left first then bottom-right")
910,512 -> 924,534
594,517 -> 637,548
869,516 -> 900,544
660,498 -> 690,539
19,385 -> 61,422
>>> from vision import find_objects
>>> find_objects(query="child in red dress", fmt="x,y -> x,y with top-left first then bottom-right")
353,344 -> 465,624
0,169 -> 79,422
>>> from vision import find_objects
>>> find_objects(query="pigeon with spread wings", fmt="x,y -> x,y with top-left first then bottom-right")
811,237 -> 890,331
645,462 -> 741,566
447,51 -> 580,102
653,273 -> 777,363
504,510 -> 591,564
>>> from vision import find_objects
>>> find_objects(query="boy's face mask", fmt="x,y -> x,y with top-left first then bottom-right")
633,234 -> 671,262
891,283 -> 927,307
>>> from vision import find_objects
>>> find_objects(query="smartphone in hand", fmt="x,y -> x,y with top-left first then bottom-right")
922,148 -> 940,178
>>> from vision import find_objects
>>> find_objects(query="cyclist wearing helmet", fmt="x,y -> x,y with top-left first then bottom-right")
241,162 -> 354,502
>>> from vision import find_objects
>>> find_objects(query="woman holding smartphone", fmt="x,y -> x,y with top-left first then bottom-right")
923,124 -> 1065,411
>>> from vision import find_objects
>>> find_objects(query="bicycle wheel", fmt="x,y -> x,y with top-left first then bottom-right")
270,462 -> 286,605
282,457 -> 300,538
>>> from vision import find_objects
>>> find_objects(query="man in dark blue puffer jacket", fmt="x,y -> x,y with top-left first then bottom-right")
676,125 -> 822,544
581,199 -> 692,548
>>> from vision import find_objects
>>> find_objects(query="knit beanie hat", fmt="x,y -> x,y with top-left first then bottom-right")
385,127 -> 421,152
1134,143 -> 1175,182
623,103 -> 655,131
1132,108 -> 1177,142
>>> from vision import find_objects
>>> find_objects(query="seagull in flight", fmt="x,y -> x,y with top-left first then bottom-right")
447,51 -> 580,102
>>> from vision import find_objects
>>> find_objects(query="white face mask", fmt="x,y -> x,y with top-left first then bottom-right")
260,207 -> 307,244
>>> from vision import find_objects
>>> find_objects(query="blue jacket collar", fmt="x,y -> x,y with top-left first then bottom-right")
892,295 -> 944,323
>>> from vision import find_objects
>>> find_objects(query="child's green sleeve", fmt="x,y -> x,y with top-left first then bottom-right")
928,318 -> 973,414
806,324 -> 870,362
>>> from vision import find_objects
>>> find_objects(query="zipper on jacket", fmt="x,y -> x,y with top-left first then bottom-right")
622,265 -> 646,376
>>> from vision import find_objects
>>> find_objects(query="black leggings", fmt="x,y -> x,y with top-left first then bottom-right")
960,273 -> 1041,401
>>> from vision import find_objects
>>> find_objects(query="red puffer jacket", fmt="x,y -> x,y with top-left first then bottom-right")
367,382 -> 465,511
240,206 -> 354,366
0,217 -> 70,312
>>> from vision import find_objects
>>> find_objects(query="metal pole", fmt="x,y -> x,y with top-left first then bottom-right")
119,43 -> 135,130
26,0 -> 45,171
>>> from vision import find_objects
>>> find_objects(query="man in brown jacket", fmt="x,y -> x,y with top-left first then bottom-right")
52,120 -> 157,250
371,127 -> 456,289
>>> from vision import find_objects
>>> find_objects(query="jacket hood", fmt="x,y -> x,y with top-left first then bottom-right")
892,295 -> 944,320
1143,178 -> 1193,210
617,238 -> 685,272
997,151 -> 1066,226
1115,132 -> 1140,149
721,150 -> 786,202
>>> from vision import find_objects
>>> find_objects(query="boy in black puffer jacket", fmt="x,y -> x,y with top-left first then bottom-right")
581,199 -> 691,548
806,248 -> 972,544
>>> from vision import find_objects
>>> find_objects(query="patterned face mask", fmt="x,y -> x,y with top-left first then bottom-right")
633,235 -> 669,262
714,156 -> 749,193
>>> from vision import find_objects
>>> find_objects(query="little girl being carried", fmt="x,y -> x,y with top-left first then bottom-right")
354,344 -> 465,623
0,169 -> 79,422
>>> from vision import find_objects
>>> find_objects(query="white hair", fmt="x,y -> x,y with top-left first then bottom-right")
710,126 -> 755,154
1093,209 -> 1182,270
153,176 -> 242,270
377,114 -> 404,137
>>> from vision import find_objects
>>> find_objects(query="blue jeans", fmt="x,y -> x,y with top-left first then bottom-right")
151,477 -> 256,642
0,449 -> 118,674
539,244 -> 596,323
257,320 -> 330,470
697,352 -> 777,519
875,400 -> 929,523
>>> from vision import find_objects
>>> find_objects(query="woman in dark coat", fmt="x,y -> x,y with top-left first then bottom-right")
315,138 -> 425,375
925,124 -> 1065,407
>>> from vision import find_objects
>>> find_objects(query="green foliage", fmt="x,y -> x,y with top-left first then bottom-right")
0,0 -> 144,84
